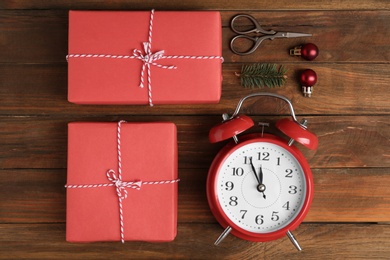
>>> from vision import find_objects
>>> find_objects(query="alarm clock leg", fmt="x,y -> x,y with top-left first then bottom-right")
286,230 -> 302,251
214,226 -> 232,246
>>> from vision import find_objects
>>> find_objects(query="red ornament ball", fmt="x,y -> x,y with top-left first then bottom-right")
300,69 -> 317,86
301,43 -> 319,61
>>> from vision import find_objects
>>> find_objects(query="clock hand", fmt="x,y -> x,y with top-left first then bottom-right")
258,165 -> 263,185
249,157 -> 261,184
249,158 -> 266,199
258,165 -> 266,199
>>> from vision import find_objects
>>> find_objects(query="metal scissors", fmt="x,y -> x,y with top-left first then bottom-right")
230,14 -> 312,55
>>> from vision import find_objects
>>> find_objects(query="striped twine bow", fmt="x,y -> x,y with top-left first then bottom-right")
132,41 -> 177,106
106,169 -> 142,200
66,9 -> 224,106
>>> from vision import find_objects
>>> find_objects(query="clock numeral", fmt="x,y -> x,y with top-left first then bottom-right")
258,152 -> 270,161
229,196 -> 238,206
225,181 -> 234,191
289,185 -> 298,194
244,153 -> 270,164
243,156 -> 252,164
255,215 -> 264,225
240,210 -> 247,219
277,157 -> 281,166
271,211 -> 279,221
232,167 -> 244,176
282,201 -> 290,210
285,169 -> 293,178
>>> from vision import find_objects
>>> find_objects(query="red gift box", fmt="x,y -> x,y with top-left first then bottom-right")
67,10 -> 223,106
66,121 -> 179,242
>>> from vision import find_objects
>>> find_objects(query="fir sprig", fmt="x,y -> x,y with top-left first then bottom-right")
236,63 -> 288,88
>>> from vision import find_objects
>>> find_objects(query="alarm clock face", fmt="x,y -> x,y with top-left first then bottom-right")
212,136 -> 311,239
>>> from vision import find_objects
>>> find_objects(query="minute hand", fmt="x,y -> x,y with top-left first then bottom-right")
249,158 -> 261,184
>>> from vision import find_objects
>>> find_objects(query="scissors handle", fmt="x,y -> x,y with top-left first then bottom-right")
230,14 -> 275,35
230,34 -> 272,56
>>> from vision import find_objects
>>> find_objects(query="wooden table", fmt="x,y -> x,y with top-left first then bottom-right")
1,1 -> 389,259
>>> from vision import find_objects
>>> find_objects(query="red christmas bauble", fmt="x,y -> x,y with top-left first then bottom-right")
300,69 -> 317,86
301,43 -> 319,61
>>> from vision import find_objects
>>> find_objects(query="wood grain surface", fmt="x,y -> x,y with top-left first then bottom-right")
1,1 -> 389,259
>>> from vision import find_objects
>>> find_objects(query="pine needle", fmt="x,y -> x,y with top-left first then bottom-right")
237,63 -> 288,88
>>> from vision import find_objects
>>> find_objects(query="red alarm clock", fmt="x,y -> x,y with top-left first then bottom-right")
207,93 -> 318,250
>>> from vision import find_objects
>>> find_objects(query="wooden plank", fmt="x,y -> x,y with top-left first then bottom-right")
0,0 -> 389,11
1,168 -> 390,223
308,168 -> 390,222
1,10 -> 390,63
1,64 -> 390,116
0,223 -> 389,259
0,169 -> 66,223
0,10 -> 68,63
222,11 -> 390,63
0,116 -> 388,169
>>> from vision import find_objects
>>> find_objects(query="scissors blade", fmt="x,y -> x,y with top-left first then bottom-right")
278,32 -> 312,38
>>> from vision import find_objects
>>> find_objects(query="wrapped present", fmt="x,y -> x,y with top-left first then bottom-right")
66,121 -> 179,242
67,10 -> 223,106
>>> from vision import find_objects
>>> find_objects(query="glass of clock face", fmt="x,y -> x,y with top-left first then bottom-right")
216,142 -> 306,234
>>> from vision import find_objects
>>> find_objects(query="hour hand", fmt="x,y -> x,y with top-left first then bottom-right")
258,165 -> 266,199
250,158 -> 266,199
258,165 -> 263,185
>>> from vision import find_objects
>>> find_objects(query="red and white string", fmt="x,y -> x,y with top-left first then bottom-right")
66,9 -> 224,106
65,120 -> 180,243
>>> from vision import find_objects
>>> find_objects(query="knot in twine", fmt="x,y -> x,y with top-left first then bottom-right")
106,169 -> 142,200
133,42 -> 176,90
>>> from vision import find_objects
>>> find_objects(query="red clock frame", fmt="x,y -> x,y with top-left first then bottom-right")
207,133 -> 314,242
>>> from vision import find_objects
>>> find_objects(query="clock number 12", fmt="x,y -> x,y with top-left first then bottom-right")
243,152 -> 270,164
